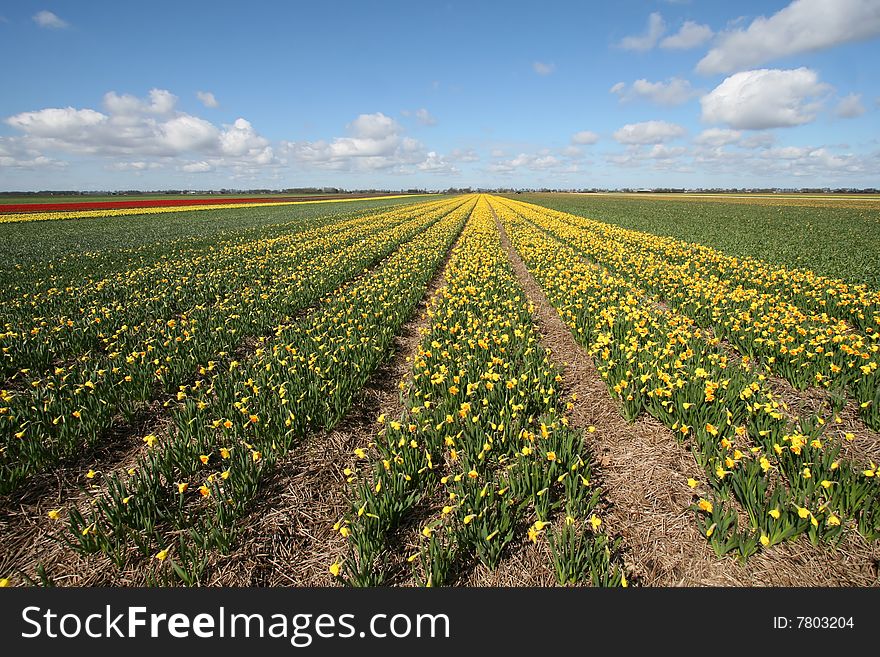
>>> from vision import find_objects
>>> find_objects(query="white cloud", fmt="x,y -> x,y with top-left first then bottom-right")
196,91 -> 219,108
0,137 -> 65,169
181,161 -> 213,173
611,77 -> 699,106
561,145 -> 582,157
571,130 -> 599,145
533,61 -> 555,75
218,118 -> 273,163
619,12 -> 666,51
7,107 -> 107,138
284,112 -> 428,172
447,148 -> 479,162
348,113 -> 397,140
697,0 -> 880,74
835,93 -> 866,118
759,146 -> 869,174
690,142 -> 876,180
605,143 -> 689,170
701,68 -> 830,129
613,120 -> 686,145
160,115 -> 219,152
489,152 -> 572,174
694,128 -> 742,147
647,144 -> 687,159
33,10 -> 68,29
417,151 -> 458,174
4,89 -> 277,171
739,132 -> 776,149
660,21 -> 713,49
415,108 -> 437,126
104,89 -> 177,115
106,161 -> 160,172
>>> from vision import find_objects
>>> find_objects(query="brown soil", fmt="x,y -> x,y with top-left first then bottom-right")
204,225 -> 466,587
0,227 -> 435,587
764,373 -> 880,466
490,202 -> 880,587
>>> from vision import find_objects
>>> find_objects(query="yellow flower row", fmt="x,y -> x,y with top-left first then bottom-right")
497,196 -> 879,429
61,196 -> 478,576
491,196 -> 877,558
1,197 -> 470,493
339,196 -> 625,586
0,194 -> 428,224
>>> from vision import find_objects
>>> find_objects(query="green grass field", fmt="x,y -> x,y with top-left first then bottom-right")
0,195 -> 427,294
511,193 -> 880,287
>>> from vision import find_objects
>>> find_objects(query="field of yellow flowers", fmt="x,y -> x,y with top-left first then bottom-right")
492,196 -> 879,561
0,192 -> 877,587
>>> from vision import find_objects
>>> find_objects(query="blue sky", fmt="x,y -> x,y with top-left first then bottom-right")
1,0 -> 879,190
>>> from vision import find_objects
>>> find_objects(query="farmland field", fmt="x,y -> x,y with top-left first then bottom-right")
1,193 -> 878,588
510,192 -> 880,287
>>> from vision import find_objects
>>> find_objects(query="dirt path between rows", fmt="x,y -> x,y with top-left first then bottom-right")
205,220 -> 469,587
0,218 -> 449,587
490,202 -> 880,587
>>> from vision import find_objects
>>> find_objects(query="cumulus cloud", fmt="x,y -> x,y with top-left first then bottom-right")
33,10 -> 68,29
7,107 -> 107,139
646,144 -> 687,159
571,130 -> 599,145
159,115 -> 218,152
196,91 -> 219,108
218,118 -> 273,162
415,108 -> 437,126
181,161 -> 213,173
694,128 -> 743,147
700,68 -> 830,129
610,77 -> 699,106
533,61 -> 555,75
660,21 -> 713,49
3,89 -> 276,169
691,142 -> 876,180
104,89 -> 177,115
835,93 -> 866,118
757,146 -> 871,176
613,120 -> 686,145
0,137 -> 65,169
417,152 -> 458,174
739,132 -> 777,149
697,0 -> 880,74
619,12 -> 666,51
489,152 -> 574,174
447,148 -> 479,162
284,112 -> 430,172
106,161 -> 160,172
605,143 -> 690,171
